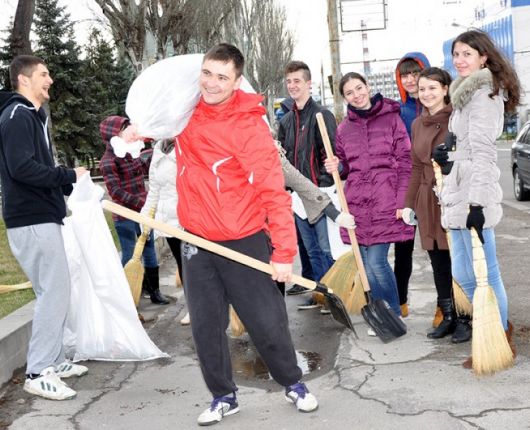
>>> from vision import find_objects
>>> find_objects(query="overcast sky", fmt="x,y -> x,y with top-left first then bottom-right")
1,0 -> 480,76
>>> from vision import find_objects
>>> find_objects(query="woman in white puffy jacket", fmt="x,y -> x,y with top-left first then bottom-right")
141,138 -> 189,324
432,30 -> 521,368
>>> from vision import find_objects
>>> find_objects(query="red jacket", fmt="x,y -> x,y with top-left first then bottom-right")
176,90 -> 296,263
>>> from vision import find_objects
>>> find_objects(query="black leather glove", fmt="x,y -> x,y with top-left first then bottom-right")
433,132 -> 457,175
432,144 -> 454,175
466,205 -> 485,244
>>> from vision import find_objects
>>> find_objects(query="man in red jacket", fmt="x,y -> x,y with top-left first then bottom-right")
176,43 -> 318,426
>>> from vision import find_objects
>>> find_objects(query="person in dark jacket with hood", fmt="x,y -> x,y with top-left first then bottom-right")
393,51 -> 430,318
99,115 -> 169,305
0,55 -> 88,400
277,61 -> 336,310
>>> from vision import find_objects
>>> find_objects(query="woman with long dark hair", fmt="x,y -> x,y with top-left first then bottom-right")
432,29 -> 521,366
404,67 -> 471,341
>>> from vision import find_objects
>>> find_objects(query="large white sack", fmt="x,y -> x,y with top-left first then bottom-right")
125,53 -> 263,140
63,174 -> 168,362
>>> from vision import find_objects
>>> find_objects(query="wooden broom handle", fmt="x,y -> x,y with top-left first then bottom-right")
131,206 -> 156,259
315,112 -> 371,293
433,161 -> 488,288
102,200 -> 321,292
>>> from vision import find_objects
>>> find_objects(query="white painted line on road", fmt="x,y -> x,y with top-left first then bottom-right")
497,148 -> 511,151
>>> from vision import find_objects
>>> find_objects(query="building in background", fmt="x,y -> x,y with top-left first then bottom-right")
443,0 -> 530,129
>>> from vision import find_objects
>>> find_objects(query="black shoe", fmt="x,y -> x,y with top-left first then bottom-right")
427,298 -> 456,339
286,285 -> 307,296
150,288 -> 170,305
451,316 -> 472,343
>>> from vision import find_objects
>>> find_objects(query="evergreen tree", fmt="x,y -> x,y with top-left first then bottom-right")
0,21 -> 15,90
34,0 -> 93,167
83,28 -> 134,165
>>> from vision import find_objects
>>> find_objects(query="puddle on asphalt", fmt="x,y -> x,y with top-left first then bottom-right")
231,339 -> 322,380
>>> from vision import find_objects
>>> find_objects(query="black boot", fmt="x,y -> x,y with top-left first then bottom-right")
144,266 -> 170,305
451,315 -> 472,343
427,298 -> 456,339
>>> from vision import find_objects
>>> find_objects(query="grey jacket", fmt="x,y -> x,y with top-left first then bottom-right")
280,154 -> 338,224
440,68 -> 504,229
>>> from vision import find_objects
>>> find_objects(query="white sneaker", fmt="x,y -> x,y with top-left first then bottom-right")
197,393 -> 239,426
55,361 -> 88,379
180,312 -> 190,326
23,367 -> 76,400
285,382 -> 318,412
367,327 -> 377,337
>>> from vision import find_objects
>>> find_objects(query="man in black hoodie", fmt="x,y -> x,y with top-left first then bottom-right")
0,55 -> 88,400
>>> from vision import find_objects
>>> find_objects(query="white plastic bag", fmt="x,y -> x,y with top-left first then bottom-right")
125,53 -> 263,140
63,174 -> 168,362
126,54 -> 204,140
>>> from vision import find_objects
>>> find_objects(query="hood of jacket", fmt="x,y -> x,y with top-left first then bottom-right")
346,93 -> 401,121
99,115 -> 130,148
395,52 -> 431,103
0,91 -> 33,115
194,89 -> 266,121
449,68 -> 494,111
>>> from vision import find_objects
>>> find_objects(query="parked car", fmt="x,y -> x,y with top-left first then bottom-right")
511,120 -> 530,201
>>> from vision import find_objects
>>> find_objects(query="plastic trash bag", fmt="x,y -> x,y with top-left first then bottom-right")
63,174 -> 168,362
125,53 -> 264,140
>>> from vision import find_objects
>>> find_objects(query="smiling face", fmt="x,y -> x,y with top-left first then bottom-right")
452,41 -> 487,77
400,71 -> 420,98
18,63 -> 53,109
199,59 -> 242,105
342,78 -> 371,110
418,77 -> 448,115
285,70 -> 312,107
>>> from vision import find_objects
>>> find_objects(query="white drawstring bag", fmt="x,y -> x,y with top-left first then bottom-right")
125,53 -> 262,139
63,174 -> 168,361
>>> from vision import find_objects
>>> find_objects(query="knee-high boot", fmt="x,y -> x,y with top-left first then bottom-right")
427,298 -> 456,339
145,266 -> 170,305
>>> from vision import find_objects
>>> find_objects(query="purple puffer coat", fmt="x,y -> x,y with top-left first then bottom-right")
336,95 -> 414,246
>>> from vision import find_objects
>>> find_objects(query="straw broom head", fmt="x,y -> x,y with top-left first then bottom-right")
229,305 -> 246,337
320,251 -> 367,314
432,161 -> 473,316
470,229 -> 514,375
124,207 -> 156,307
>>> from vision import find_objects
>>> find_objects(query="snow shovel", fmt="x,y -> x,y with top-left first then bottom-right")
102,200 -> 356,334
316,112 -> 406,343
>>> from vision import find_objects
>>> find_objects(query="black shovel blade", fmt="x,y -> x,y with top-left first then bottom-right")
361,299 -> 407,343
315,282 -> 357,336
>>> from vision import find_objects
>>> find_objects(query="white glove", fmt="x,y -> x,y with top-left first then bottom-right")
336,212 -> 356,229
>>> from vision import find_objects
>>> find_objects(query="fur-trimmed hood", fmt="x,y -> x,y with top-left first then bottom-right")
449,68 -> 493,110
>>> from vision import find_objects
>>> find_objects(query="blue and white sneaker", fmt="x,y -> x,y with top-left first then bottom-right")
285,382 -> 318,412
197,393 -> 239,426
55,361 -> 88,379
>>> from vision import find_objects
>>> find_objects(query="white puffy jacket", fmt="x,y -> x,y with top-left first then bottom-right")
141,140 -> 180,237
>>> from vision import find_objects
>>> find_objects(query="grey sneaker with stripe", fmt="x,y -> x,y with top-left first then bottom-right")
23,367 -> 76,400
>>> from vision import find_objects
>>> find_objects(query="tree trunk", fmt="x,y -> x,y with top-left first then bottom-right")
11,0 -> 35,56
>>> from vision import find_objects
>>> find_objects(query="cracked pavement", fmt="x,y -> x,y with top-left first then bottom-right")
1,204 -> 530,429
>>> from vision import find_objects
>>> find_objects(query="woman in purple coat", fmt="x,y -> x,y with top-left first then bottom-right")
325,72 -> 414,318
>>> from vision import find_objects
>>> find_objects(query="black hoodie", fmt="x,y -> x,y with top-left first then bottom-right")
0,90 -> 76,228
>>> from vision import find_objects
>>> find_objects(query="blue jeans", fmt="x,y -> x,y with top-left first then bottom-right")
359,243 -> 401,315
114,219 -> 158,268
294,215 -> 335,282
449,228 -> 508,329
